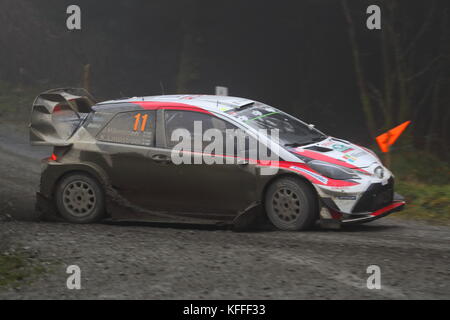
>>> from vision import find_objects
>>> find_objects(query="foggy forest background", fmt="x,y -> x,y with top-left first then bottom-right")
0,0 -> 449,159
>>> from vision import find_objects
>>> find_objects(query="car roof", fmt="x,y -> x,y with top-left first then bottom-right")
93,94 -> 255,114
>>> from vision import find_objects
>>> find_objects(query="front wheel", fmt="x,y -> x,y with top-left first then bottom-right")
265,177 -> 318,230
55,173 -> 105,223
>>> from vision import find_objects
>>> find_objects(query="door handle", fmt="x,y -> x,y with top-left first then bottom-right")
237,158 -> 249,166
151,154 -> 171,164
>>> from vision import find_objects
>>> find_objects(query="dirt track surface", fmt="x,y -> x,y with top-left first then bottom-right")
0,121 -> 449,299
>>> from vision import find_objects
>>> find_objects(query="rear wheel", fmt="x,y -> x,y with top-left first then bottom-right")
55,173 -> 105,223
265,177 -> 318,230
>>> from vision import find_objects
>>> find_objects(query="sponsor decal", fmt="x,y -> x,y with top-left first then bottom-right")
290,166 -> 329,184
351,151 -> 366,157
219,106 -> 232,112
263,106 -> 276,112
337,195 -> 357,200
332,143 -> 353,153
245,111 -> 280,122
343,154 -> 357,163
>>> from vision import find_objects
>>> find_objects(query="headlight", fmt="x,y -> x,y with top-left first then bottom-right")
374,166 -> 384,179
307,160 -> 360,180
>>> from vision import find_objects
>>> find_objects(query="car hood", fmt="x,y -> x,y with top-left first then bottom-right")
288,137 -> 381,170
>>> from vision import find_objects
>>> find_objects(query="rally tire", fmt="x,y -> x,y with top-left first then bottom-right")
265,177 -> 318,231
55,173 -> 105,223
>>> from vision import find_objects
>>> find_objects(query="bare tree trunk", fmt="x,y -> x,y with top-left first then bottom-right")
426,76 -> 442,152
83,64 -> 91,92
441,106 -> 450,159
175,1 -> 202,93
393,46 -> 410,123
381,26 -> 393,128
341,0 -> 377,138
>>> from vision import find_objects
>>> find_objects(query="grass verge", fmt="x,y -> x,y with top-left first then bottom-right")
394,182 -> 450,225
0,251 -> 46,288
390,151 -> 450,225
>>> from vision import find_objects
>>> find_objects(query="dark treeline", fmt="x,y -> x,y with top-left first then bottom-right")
0,0 -> 449,157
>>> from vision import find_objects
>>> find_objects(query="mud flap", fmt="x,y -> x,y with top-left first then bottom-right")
232,202 -> 265,231
35,192 -> 64,222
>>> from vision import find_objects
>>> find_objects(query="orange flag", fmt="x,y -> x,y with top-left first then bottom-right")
376,121 -> 411,153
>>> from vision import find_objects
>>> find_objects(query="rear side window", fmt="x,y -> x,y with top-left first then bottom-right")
164,110 -> 236,149
97,111 -> 156,146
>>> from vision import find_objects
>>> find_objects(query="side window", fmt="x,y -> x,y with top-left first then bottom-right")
164,110 -> 237,150
97,111 -> 156,146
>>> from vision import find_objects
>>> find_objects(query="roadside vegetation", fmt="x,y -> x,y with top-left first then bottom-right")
0,249 -> 46,289
0,81 -> 43,122
389,150 -> 450,225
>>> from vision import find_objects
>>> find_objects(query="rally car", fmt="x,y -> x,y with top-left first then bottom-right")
29,88 -> 405,230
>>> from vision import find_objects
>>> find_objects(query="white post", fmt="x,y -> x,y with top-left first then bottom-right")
215,86 -> 228,96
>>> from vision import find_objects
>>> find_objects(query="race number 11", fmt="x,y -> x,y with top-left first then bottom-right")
133,113 -> 148,132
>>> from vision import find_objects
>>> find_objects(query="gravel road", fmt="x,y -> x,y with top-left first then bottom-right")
0,121 -> 449,299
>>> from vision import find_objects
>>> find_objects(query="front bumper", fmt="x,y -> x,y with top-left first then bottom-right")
340,200 -> 405,225
319,191 -> 406,226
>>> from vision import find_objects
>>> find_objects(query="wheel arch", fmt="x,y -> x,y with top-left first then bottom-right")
260,172 -> 320,212
42,162 -> 110,200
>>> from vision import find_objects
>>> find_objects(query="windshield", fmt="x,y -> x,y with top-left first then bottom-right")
226,102 -> 327,146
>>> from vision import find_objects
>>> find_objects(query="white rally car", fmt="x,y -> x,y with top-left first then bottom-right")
31,90 -> 405,231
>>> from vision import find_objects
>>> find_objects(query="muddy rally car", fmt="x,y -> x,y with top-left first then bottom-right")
29,88 -> 405,230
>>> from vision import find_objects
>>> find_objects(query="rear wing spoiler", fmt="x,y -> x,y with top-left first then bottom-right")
29,88 -> 96,146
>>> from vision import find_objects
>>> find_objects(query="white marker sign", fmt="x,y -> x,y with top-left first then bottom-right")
215,86 -> 228,96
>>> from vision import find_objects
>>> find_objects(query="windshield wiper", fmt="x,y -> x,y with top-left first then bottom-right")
284,142 -> 310,147
311,135 -> 327,142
